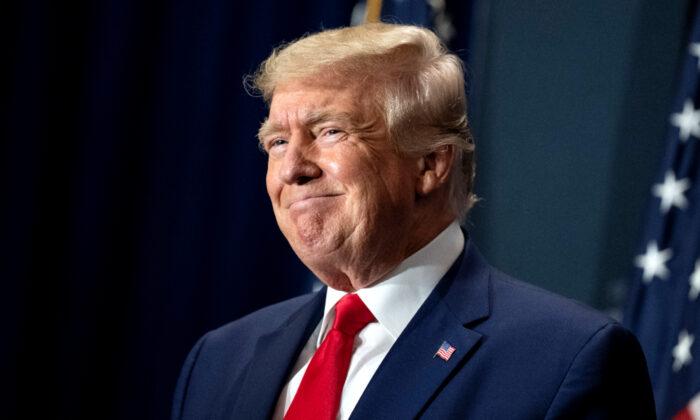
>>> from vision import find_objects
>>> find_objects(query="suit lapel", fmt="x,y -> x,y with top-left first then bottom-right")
351,241 -> 492,419
225,291 -> 325,419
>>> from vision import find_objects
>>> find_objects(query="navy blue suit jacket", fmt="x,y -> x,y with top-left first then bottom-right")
172,241 -> 655,419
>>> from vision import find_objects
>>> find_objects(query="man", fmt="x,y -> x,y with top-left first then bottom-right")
172,23 -> 655,419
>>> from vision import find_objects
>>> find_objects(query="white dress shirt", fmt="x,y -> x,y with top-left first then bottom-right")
273,221 -> 464,420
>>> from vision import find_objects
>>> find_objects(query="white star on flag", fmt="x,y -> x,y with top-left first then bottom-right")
690,260 -> 700,301
670,99 -> 700,141
635,241 -> 673,283
690,43 -> 700,70
673,330 -> 695,372
652,170 -> 691,213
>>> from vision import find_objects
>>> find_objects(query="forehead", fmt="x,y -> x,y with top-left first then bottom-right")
272,80 -> 356,111
269,80 -> 375,124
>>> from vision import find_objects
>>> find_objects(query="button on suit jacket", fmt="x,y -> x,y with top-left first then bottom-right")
172,241 -> 655,419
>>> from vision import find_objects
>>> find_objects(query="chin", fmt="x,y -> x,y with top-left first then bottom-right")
285,211 -> 349,251
290,236 -> 338,263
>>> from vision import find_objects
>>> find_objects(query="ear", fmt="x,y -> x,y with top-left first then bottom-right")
415,145 -> 454,196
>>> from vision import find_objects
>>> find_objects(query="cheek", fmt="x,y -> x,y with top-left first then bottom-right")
370,163 -> 416,211
325,148 -> 378,184
265,166 -> 279,201
324,159 -> 342,174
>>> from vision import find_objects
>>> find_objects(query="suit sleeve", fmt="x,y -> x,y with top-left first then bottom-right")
544,323 -> 656,419
171,333 -> 209,420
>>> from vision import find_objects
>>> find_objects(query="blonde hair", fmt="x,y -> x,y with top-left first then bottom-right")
250,23 -> 476,220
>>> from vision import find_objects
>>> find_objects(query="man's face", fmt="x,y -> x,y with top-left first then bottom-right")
261,80 -> 420,290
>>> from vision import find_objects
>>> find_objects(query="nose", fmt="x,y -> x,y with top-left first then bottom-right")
278,141 -> 322,185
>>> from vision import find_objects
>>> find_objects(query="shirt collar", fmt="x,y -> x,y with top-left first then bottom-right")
318,221 -> 464,347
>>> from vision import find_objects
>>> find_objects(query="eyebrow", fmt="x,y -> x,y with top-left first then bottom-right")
257,119 -> 283,143
257,110 -> 357,144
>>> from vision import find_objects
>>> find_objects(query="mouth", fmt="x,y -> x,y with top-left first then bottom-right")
287,194 -> 343,210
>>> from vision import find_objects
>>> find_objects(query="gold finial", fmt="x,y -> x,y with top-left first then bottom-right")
364,0 -> 383,23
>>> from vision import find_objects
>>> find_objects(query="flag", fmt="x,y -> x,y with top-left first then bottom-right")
624,6 -> 700,419
435,341 -> 456,361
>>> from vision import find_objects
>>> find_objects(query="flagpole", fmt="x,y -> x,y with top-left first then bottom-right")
365,0 -> 383,23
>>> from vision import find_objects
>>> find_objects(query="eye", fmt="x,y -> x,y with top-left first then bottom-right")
267,138 -> 288,150
319,128 -> 344,138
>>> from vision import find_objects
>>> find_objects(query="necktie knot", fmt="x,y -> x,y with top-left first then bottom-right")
332,293 -> 375,338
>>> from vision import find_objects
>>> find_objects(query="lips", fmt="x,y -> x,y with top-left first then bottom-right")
287,193 -> 342,210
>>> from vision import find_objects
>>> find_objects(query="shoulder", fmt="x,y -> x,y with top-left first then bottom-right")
489,268 -> 613,334
458,261 -> 654,417
451,244 -> 637,364
485,271 -> 658,417
202,291 -> 320,350
452,241 -> 616,340
480,267 -> 631,363
449,239 -> 616,341
172,291 -> 323,419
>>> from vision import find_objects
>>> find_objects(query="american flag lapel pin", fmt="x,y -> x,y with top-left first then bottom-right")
435,341 -> 456,361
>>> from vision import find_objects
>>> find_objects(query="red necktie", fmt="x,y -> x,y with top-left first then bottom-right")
284,293 -> 376,420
